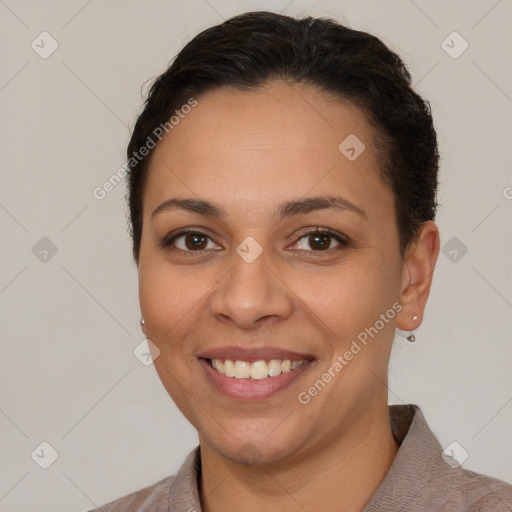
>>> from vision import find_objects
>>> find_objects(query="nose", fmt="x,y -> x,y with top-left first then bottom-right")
209,246 -> 294,330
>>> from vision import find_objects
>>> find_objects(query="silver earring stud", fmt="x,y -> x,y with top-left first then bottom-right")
395,318 -> 417,342
406,314 -> 419,341
140,318 -> 145,326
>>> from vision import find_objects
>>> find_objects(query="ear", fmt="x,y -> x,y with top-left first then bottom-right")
396,221 -> 440,332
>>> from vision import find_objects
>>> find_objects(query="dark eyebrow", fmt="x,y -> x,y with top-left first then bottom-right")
151,195 -> 367,221
276,195 -> 367,219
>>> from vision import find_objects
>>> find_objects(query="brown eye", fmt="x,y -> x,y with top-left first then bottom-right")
308,232 -> 331,250
182,233 -> 208,250
292,228 -> 349,252
160,229 -> 221,252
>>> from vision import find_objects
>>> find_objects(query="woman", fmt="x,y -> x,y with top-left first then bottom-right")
88,11 -> 512,512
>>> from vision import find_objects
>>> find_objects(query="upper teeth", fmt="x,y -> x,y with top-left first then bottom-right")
211,359 -> 305,379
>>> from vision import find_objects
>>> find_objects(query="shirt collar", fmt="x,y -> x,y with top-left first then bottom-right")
362,403 -> 444,511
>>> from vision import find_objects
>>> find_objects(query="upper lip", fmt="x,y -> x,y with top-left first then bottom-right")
197,346 -> 314,362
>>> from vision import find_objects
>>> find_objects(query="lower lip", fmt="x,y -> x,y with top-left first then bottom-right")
199,358 -> 314,400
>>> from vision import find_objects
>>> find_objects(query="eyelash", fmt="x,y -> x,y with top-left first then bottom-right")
158,226 -> 350,255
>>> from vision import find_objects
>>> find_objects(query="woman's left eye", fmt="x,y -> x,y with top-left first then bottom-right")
291,228 -> 349,252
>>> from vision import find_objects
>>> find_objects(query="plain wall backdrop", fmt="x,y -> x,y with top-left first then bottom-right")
0,0 -> 511,510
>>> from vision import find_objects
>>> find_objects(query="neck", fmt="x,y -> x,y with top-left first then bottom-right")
199,403 -> 399,512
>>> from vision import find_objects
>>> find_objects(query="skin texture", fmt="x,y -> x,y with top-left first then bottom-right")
137,80 -> 440,512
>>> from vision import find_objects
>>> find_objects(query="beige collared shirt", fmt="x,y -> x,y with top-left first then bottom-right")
86,404 -> 512,511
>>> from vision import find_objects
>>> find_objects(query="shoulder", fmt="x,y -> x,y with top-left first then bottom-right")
373,404 -> 512,511
83,446 -> 202,512
437,466 -> 512,511
84,473 -> 175,512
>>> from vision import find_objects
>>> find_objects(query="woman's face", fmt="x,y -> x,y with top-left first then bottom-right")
138,80 -> 412,464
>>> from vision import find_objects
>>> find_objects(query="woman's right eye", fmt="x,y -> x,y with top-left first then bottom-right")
159,229 -> 222,253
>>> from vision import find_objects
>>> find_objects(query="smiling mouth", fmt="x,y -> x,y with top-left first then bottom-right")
197,345 -> 316,399
198,355 -> 315,400
207,358 -> 311,379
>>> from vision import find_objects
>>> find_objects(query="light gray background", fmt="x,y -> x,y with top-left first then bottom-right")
0,0 -> 511,510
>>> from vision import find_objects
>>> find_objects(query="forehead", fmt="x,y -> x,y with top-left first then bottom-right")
143,80 -> 393,223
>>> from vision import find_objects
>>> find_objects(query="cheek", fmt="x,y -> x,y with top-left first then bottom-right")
289,251 -> 400,344
138,262 -> 207,412
139,259 -> 207,343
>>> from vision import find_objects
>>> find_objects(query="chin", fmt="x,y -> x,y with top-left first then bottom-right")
199,418 -> 305,467
216,439 -> 295,467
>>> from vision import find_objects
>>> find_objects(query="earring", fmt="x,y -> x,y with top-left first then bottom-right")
406,314 -> 419,342
395,314 -> 418,342
140,317 -> 145,326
